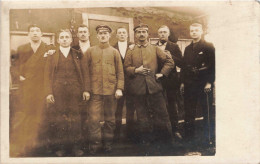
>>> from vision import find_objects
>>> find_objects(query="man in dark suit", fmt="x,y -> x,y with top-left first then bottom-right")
156,25 -> 183,140
72,24 -> 91,152
45,29 -> 90,157
112,27 -> 135,142
180,23 -> 215,146
10,24 -> 54,157
124,23 -> 175,146
72,24 -> 91,55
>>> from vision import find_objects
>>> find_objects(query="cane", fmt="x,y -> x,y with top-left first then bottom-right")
206,92 -> 212,145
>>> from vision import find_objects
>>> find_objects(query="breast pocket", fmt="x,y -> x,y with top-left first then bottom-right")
106,59 -> 116,75
91,58 -> 101,74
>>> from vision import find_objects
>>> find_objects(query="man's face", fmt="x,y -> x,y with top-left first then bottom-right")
158,27 -> 170,41
77,27 -> 89,42
97,30 -> 111,43
116,28 -> 128,42
135,29 -> 148,42
190,26 -> 203,40
57,31 -> 72,48
28,27 -> 42,42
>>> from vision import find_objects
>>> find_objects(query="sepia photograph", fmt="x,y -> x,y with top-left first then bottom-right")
1,0 -> 260,164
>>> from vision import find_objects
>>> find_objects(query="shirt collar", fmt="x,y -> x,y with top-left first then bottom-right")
79,40 -> 90,47
136,42 -> 149,48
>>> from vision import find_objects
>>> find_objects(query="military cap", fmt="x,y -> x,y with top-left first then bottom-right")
133,23 -> 149,32
96,25 -> 112,33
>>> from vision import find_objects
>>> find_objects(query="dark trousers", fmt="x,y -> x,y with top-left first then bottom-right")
114,93 -> 135,141
134,92 -> 173,143
48,81 -> 82,151
165,88 -> 180,133
88,94 -> 117,151
184,82 -> 214,142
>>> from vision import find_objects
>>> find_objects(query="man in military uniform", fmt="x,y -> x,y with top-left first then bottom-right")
180,23 -> 215,146
45,29 -> 87,157
156,25 -> 183,140
124,23 -> 175,147
82,25 -> 124,154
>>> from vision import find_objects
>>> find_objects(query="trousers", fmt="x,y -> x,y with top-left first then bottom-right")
88,94 -> 117,151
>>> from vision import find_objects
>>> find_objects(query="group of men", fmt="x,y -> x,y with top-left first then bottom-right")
10,22 -> 215,157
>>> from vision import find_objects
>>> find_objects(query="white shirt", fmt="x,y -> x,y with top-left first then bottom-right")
118,41 -> 128,59
30,40 -> 41,53
59,46 -> 71,58
79,40 -> 90,54
158,41 -> 167,51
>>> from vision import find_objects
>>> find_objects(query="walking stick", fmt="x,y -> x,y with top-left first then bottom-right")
206,92 -> 212,145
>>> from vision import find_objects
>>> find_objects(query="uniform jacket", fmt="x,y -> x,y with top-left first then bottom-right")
81,43 -> 124,95
156,40 -> 183,90
124,43 -> 175,95
180,39 -> 215,85
44,47 -> 87,96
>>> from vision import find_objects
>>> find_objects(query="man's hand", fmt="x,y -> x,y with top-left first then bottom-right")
180,83 -> 184,95
19,76 -> 26,81
46,94 -> 55,104
129,44 -> 135,50
204,82 -> 212,93
83,92 -> 90,101
155,73 -> 163,80
135,65 -> 151,76
115,89 -> 123,99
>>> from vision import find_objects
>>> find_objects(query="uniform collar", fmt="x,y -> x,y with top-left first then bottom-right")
99,42 -> 110,49
136,41 -> 149,48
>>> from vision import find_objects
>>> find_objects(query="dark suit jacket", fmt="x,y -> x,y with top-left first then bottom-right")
124,43 -> 174,95
156,40 -> 183,90
44,47 -> 87,96
113,41 -> 133,64
180,39 -> 215,85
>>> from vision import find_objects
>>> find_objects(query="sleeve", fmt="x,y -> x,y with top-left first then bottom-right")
171,44 -> 183,68
156,46 -> 175,77
44,54 -> 54,96
114,49 -> 124,90
81,48 -> 91,92
179,47 -> 187,84
124,48 -> 136,77
205,43 -> 215,84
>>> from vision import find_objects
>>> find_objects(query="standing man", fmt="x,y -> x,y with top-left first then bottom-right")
10,24 -> 54,157
82,25 -> 124,154
156,25 -> 183,140
180,23 -> 215,146
112,27 -> 134,142
72,24 -> 91,151
72,24 -> 91,55
44,29 -> 88,157
124,23 -> 175,146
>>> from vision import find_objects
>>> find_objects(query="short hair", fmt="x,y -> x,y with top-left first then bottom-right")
190,23 -> 203,29
28,24 -> 41,32
158,25 -> 170,33
77,24 -> 89,31
57,29 -> 72,38
116,27 -> 128,34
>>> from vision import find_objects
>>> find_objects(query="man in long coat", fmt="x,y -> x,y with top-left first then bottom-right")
180,23 -> 215,146
10,24 -> 54,157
